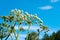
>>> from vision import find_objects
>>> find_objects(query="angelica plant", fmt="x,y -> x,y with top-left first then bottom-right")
0,9 -> 49,40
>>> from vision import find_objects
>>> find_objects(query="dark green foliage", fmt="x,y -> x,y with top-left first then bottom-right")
42,33 -> 50,40
55,30 -> 60,40
0,26 -> 9,38
50,32 -> 56,40
25,32 -> 38,40
42,30 -> 60,40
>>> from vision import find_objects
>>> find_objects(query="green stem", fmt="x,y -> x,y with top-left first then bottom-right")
15,24 -> 20,40
11,35 -> 14,40
14,33 -> 16,39
16,32 -> 20,40
1,38 -> 2,40
26,25 -> 31,40
5,34 -> 10,40
14,31 -> 19,40
38,32 -> 40,40
38,30 -> 43,40
28,25 -> 30,33
14,32 -> 18,40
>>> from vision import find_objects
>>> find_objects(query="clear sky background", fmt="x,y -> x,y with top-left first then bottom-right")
0,0 -> 60,40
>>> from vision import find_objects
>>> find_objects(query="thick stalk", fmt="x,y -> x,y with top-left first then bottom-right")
16,32 -> 20,40
15,24 -> 20,40
14,33 -> 16,39
38,32 -> 40,40
26,25 -> 31,40
28,25 -> 30,33
38,30 -> 43,40
14,31 -> 19,40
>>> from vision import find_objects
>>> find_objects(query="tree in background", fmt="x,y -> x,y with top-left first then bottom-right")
50,32 -> 56,40
42,30 -> 60,40
55,30 -> 60,40
42,33 -> 50,40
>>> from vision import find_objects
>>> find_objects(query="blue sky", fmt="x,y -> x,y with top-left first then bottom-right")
0,0 -> 60,40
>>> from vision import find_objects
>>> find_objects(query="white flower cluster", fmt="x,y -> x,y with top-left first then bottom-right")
10,9 -> 43,26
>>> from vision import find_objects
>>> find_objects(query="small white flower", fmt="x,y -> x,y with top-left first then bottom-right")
11,33 -> 14,36
36,17 -> 40,20
40,19 -> 43,23
36,17 -> 43,23
40,23 -> 43,26
38,18 -> 40,20
18,10 -> 21,13
25,12 -> 29,16
33,14 -> 37,18
34,14 -> 37,16
33,15 -> 37,19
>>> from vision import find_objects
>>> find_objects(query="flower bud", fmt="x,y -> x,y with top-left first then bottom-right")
10,10 -> 14,13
